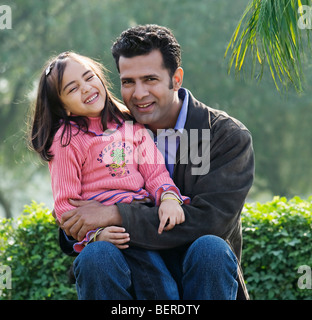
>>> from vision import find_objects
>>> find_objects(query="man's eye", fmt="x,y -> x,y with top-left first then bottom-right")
122,80 -> 133,86
146,78 -> 158,83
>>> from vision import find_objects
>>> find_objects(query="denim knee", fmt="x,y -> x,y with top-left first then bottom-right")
183,235 -> 238,274
73,241 -> 133,299
182,235 -> 238,299
74,241 -> 130,277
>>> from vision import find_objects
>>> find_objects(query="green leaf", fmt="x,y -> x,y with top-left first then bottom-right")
225,0 -> 312,93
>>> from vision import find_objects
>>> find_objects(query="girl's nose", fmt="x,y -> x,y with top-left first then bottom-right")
81,84 -> 92,93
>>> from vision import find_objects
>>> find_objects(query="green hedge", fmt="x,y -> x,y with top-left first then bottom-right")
242,196 -> 312,300
0,197 -> 311,300
0,202 -> 76,300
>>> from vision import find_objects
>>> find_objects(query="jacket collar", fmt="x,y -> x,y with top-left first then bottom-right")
184,89 -> 212,132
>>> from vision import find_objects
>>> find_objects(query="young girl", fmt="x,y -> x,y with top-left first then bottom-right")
31,51 -> 190,253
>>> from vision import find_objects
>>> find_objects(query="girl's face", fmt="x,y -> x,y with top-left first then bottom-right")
60,59 -> 106,117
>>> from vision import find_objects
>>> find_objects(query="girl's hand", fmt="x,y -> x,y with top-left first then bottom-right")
158,199 -> 185,234
97,226 -> 130,249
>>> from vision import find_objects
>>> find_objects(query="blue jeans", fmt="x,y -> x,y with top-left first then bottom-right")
73,235 -> 238,300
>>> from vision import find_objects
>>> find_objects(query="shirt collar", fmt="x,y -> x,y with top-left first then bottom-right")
174,88 -> 189,133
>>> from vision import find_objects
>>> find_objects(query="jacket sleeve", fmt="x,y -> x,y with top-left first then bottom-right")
58,228 -> 78,256
116,126 -> 254,251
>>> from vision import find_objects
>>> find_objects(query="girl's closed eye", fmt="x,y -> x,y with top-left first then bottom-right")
86,75 -> 95,81
68,86 -> 78,94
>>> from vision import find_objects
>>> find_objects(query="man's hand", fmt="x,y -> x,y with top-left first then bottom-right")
59,199 -> 123,241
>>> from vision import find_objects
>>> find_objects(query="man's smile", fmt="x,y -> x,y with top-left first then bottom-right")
136,102 -> 154,108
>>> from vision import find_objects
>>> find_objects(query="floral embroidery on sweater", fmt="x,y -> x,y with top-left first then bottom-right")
97,145 -> 130,177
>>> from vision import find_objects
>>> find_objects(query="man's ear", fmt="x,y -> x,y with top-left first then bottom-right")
172,67 -> 184,91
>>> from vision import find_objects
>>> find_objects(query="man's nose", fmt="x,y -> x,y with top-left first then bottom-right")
133,83 -> 149,100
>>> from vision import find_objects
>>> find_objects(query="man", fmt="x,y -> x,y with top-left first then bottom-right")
58,24 -> 254,300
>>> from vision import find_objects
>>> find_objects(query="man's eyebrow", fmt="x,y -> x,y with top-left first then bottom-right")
62,70 -> 92,92
120,74 -> 159,81
142,74 -> 159,79
120,76 -> 132,81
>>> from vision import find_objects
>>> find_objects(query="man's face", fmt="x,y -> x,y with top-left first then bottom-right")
119,50 -> 182,133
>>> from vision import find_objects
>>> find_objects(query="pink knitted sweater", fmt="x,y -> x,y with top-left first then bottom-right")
49,117 -> 189,252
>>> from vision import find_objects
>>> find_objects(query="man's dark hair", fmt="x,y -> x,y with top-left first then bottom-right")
111,24 -> 181,78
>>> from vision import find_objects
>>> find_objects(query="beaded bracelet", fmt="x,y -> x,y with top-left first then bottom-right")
161,190 -> 183,205
92,227 -> 104,242
161,196 -> 183,205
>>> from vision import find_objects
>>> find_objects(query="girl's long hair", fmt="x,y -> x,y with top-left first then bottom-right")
30,51 -> 132,161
